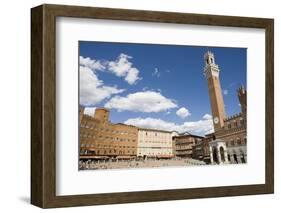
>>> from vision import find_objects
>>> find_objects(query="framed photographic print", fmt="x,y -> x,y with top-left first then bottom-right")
31,4 -> 274,208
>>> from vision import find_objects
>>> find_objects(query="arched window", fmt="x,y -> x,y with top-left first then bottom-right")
233,154 -> 238,163
240,119 -> 244,126
212,147 -> 218,164
228,154 -> 231,162
220,146 -> 225,162
241,154 -> 246,163
228,123 -> 231,129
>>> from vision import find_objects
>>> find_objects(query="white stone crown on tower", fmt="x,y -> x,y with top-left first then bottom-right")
204,51 -> 220,79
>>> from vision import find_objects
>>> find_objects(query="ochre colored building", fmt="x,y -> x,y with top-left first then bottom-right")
79,108 -> 138,160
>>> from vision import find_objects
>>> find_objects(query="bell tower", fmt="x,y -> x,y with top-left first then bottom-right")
204,51 -> 226,131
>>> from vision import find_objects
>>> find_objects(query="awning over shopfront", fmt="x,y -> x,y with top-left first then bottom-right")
156,155 -> 173,158
80,156 -> 109,159
116,156 -> 135,159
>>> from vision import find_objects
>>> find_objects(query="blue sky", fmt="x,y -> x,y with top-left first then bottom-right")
79,41 -> 246,136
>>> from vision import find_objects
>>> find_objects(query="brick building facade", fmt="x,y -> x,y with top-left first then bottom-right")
174,134 -> 203,158
79,108 -> 138,160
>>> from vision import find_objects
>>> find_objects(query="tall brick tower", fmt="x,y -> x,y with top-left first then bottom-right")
237,86 -> 247,121
204,51 -> 226,131
94,108 -> 109,123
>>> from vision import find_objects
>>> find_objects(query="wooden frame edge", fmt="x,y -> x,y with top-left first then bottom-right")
265,19 -> 274,194
31,5 -> 44,208
31,4 -> 274,208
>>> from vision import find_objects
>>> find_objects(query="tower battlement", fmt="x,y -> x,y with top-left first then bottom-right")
204,51 -> 214,58
224,112 -> 242,122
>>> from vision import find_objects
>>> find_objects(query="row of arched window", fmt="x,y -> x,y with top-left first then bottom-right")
226,118 -> 245,129
227,137 -> 247,146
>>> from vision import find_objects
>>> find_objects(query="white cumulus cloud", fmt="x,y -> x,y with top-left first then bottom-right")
176,107 -> 191,119
104,91 -> 177,113
202,113 -> 212,120
80,54 -> 141,86
84,107 -> 96,117
124,117 -> 214,136
79,56 -> 105,71
108,53 -> 141,85
79,65 -> 124,106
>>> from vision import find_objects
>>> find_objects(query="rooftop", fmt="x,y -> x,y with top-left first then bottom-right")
138,127 -> 178,134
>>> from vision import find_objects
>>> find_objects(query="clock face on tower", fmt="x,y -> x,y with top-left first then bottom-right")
213,117 -> 219,124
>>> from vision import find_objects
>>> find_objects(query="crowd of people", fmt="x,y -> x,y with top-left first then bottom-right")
79,157 -> 206,170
